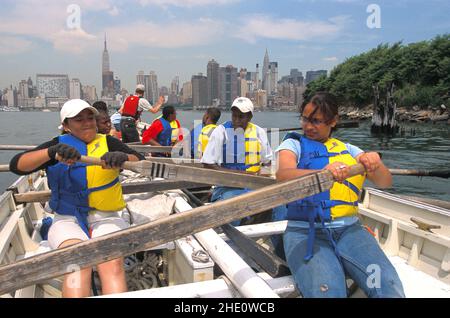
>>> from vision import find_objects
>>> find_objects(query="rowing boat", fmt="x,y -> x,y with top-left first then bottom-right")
0,165 -> 448,298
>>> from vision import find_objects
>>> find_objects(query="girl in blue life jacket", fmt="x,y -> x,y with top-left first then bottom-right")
9,99 -> 145,298
275,92 -> 405,298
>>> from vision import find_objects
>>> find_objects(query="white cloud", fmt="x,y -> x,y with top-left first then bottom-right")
235,15 -> 348,43
0,0 -> 117,54
105,18 -> 224,50
323,56 -> 338,61
51,29 -> 97,54
0,36 -> 33,55
138,0 -> 240,8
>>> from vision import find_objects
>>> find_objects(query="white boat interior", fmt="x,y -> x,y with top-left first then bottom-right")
0,170 -> 449,298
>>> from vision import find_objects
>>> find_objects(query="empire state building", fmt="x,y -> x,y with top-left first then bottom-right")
102,34 -> 114,98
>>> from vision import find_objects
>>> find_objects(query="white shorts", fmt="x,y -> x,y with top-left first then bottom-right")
47,210 -> 129,249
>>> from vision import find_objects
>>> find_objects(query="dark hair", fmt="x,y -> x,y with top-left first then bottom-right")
206,107 -> 221,124
301,92 -> 339,123
92,101 -> 108,115
162,105 -> 176,120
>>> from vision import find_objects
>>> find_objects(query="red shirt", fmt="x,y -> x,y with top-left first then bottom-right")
142,119 -> 183,144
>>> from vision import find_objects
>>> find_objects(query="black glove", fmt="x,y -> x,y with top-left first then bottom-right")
47,144 -> 81,161
101,151 -> 128,168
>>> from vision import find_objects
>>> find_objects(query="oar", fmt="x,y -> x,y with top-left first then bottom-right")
268,120 -> 359,133
0,165 -> 9,172
12,180 -> 208,204
389,169 -> 450,179
0,144 -> 173,154
181,188 -> 290,278
80,156 -> 274,190
0,163 -> 366,295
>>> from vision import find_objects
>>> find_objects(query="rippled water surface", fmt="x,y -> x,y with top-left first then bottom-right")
1,111 -> 449,201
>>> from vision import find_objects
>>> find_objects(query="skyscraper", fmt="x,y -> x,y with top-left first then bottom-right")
262,49 -> 270,92
36,74 -> 69,98
219,65 -> 238,109
192,74 -> 208,107
207,59 -> 219,106
305,70 -> 327,84
102,34 -> 114,98
69,78 -> 82,99
102,34 -> 110,74
268,62 -> 278,95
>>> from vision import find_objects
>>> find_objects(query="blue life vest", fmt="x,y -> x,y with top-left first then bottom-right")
157,118 -> 173,147
221,121 -> 261,172
283,132 -> 365,261
46,134 -> 119,236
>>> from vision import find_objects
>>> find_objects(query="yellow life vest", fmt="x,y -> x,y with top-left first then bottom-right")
197,124 -> 217,157
86,134 -> 126,211
222,121 -> 262,173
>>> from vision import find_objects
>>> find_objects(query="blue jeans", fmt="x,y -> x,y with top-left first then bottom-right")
211,187 -> 251,226
283,220 -> 405,298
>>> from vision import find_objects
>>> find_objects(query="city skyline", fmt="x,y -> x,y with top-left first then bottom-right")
1,0 -> 449,91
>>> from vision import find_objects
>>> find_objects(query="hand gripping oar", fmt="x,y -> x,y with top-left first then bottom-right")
0,164 -> 366,295
181,189 -> 290,278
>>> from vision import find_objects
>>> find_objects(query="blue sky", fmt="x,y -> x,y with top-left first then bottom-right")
1,0 -> 449,92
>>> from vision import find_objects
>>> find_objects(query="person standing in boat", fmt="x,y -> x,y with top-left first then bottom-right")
9,99 -> 145,298
92,101 -> 113,135
119,84 -> 165,143
190,107 -> 221,159
141,105 -> 183,157
275,92 -> 405,298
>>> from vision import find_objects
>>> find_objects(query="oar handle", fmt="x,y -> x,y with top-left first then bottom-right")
348,163 -> 366,178
0,164 -> 9,172
79,155 -> 136,171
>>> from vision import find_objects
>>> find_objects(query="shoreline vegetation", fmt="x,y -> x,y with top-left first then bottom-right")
303,34 -> 449,124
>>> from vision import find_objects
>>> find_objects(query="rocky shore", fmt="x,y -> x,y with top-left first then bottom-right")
339,104 -> 449,124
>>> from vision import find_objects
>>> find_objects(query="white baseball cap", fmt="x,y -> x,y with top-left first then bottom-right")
60,99 -> 99,124
231,97 -> 254,114
136,84 -> 145,92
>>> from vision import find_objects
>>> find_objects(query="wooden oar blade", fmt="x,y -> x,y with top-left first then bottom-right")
390,169 -> 450,179
123,160 -> 275,189
0,165 -> 365,295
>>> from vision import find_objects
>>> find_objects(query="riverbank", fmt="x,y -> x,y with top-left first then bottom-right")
339,104 -> 449,123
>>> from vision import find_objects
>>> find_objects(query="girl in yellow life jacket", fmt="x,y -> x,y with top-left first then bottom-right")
9,99 -> 145,298
276,92 -> 404,298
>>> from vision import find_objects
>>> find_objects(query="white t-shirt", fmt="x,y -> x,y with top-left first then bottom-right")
201,123 -> 273,165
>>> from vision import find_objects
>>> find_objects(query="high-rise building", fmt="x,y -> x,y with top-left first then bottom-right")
6,86 -> 18,107
136,71 -> 145,87
82,85 -> 97,102
182,81 -> 192,104
114,77 -> 121,95
18,80 -> 29,98
191,74 -> 208,107
144,71 -> 158,104
262,49 -> 270,92
238,68 -> 248,98
219,65 -> 238,109
69,78 -> 82,99
170,76 -> 179,95
36,74 -> 69,98
268,62 -> 278,95
102,34 -> 115,98
305,70 -> 327,84
207,59 -> 219,106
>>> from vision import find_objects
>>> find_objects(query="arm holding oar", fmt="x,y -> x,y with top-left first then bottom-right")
8,99 -> 145,298
275,92 -> 404,298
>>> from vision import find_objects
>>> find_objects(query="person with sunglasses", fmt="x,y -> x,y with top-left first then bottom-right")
275,92 -> 404,298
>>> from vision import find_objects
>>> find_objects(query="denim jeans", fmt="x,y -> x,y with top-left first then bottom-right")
211,187 -> 251,226
283,220 -> 405,298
